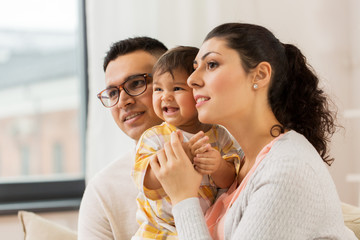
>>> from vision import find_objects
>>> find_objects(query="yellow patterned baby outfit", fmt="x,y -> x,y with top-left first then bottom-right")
131,122 -> 242,240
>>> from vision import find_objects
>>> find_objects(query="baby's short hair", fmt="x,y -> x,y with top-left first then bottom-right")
153,46 -> 199,78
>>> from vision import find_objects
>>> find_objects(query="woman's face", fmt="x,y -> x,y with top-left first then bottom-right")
187,37 -> 254,126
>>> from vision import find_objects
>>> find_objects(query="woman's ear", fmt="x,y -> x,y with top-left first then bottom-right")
252,62 -> 272,89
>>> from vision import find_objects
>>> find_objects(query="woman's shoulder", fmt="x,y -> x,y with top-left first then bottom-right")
255,130 -> 337,198
243,131 -> 346,238
270,130 -> 321,165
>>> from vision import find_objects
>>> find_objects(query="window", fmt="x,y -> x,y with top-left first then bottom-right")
0,0 -> 87,214
20,146 -> 30,176
53,142 -> 64,173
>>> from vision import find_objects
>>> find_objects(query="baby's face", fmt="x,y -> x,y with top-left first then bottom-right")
152,69 -> 200,133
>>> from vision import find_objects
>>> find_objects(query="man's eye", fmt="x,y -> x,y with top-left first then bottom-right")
128,79 -> 146,89
108,89 -> 118,99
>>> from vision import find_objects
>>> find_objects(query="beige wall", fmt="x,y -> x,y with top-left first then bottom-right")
1,0 -> 359,239
86,0 -> 360,205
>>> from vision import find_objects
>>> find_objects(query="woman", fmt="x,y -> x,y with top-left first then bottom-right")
150,23 -> 356,239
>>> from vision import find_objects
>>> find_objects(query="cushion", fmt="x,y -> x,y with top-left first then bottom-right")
342,202 -> 360,239
16,203 -> 360,239
18,211 -> 77,240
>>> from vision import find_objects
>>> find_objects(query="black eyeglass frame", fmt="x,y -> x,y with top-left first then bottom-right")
97,73 -> 152,108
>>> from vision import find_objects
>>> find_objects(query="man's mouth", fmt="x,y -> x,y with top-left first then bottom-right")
123,112 -> 144,122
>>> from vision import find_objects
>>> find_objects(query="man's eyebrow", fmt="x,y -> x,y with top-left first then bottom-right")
106,73 -> 146,88
105,84 -> 116,89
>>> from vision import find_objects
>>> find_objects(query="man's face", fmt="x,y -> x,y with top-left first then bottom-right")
104,50 -> 162,141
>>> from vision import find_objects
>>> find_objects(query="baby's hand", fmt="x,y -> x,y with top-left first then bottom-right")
187,131 -> 210,157
193,145 -> 223,175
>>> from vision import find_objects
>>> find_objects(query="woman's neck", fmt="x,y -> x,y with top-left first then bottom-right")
226,108 -> 281,176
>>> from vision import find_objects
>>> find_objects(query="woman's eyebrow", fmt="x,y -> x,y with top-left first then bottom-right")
201,51 -> 221,60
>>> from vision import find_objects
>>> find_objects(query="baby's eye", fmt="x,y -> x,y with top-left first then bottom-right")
174,87 -> 184,91
207,61 -> 218,70
193,61 -> 198,71
154,87 -> 162,92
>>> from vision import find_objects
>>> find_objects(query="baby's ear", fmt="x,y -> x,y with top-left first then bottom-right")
176,130 -> 184,143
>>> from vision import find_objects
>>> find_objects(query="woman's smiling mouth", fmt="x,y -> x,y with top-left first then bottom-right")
194,95 -> 210,107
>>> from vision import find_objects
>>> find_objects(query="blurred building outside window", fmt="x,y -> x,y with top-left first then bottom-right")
0,0 -> 85,185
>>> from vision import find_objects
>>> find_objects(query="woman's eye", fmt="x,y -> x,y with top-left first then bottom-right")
207,61 -> 218,70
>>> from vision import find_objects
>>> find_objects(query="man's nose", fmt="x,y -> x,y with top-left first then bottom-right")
117,89 -> 135,108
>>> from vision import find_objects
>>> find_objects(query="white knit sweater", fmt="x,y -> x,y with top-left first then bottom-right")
172,131 -> 356,240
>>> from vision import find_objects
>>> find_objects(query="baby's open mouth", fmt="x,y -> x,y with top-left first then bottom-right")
163,106 -> 179,113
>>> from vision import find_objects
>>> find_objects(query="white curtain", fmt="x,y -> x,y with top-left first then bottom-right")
85,0 -> 360,205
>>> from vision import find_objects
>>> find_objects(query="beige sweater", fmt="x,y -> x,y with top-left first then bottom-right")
78,150 -> 138,240
173,131 -> 357,239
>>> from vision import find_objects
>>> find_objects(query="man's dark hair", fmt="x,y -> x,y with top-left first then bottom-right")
103,36 -> 168,71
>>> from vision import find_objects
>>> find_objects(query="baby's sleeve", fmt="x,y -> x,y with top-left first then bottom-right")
216,125 -> 244,174
132,128 -> 162,195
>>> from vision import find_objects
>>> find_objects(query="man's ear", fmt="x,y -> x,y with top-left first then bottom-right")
252,62 -> 272,89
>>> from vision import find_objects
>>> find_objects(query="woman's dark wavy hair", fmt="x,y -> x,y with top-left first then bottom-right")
205,23 -> 337,165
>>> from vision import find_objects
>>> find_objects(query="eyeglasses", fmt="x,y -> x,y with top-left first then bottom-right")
97,73 -> 152,108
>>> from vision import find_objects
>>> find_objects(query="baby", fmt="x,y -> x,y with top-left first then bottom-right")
131,46 -> 242,239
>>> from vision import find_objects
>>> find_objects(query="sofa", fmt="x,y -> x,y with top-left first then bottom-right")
18,202 -> 360,239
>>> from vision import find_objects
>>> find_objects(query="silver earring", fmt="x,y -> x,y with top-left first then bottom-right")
253,83 -> 258,89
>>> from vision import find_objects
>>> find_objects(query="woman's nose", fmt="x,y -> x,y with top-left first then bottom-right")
187,70 -> 202,88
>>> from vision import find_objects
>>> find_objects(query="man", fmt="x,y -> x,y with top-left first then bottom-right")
78,37 -> 167,239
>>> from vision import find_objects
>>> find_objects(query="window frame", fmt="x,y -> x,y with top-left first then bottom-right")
0,0 -> 88,215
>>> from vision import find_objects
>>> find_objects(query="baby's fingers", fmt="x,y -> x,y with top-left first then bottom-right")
194,143 -> 211,155
194,165 -> 213,175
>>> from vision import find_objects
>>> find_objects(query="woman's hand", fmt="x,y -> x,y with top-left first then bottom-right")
150,131 -> 203,205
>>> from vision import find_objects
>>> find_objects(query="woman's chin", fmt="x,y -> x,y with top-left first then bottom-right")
198,115 -> 214,125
